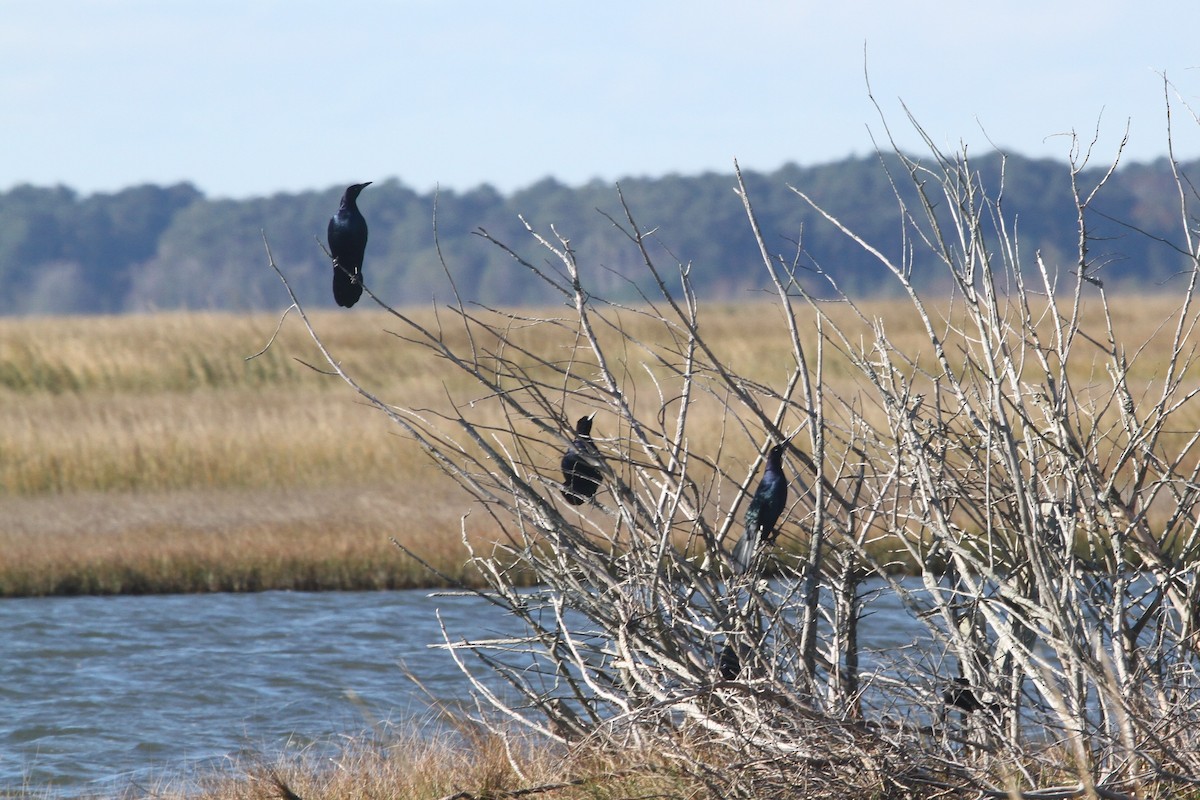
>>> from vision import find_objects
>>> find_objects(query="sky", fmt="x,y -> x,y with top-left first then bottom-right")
4,1 -> 1200,200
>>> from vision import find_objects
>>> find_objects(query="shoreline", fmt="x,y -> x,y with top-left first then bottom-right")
0,485 -> 505,597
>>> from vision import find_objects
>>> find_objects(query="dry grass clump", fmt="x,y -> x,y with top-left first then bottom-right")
104,719 -> 1200,800
134,723 -> 704,800
115,719 -> 981,800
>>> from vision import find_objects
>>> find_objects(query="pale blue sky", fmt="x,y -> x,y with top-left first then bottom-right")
4,1 -> 1199,199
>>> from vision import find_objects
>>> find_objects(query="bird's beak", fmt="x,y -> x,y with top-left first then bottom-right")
586,411 -> 597,421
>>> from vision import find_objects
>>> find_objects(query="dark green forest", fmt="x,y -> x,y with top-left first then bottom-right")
1,152 -> 1194,316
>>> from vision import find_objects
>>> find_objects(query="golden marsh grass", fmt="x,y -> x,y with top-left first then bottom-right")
2,297 -> 1196,596
116,724 -> 713,800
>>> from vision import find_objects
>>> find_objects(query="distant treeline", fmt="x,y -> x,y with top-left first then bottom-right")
1,152 -> 1195,316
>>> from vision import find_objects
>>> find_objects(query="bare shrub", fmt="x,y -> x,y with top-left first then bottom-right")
260,90 -> 1200,798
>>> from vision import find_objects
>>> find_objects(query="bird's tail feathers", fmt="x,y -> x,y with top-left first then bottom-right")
731,530 -> 757,574
332,266 -> 363,308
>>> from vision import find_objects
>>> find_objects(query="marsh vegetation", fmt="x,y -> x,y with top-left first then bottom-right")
9,94 -> 1200,796
4,293 -> 1191,599
229,119 -> 1200,794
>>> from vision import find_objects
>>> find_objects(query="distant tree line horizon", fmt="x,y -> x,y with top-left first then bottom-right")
1,151 -> 1195,316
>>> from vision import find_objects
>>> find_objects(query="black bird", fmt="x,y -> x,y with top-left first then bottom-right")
327,181 -> 371,308
561,413 -> 603,505
731,439 -> 790,573
718,640 -> 742,681
943,677 -> 1001,714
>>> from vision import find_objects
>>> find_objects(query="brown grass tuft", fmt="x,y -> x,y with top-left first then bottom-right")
140,723 -> 703,800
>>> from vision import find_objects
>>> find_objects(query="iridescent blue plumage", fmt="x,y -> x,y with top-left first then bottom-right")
731,441 -> 788,573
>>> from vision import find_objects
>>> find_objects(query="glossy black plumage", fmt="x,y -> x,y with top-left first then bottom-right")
718,641 -> 742,681
327,182 -> 371,308
731,441 -> 789,573
561,414 -> 603,505
943,678 -> 1001,714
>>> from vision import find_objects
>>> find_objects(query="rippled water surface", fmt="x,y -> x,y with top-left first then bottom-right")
2,584 -> 924,796
1,590 -> 517,796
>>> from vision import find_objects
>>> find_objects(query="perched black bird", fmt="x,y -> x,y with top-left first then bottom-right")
561,413 -> 603,505
718,640 -> 742,681
731,439 -> 790,573
943,677 -> 1001,714
327,182 -> 371,308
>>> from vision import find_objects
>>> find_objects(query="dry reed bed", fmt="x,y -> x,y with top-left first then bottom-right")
59,726 -> 1199,800
2,298 -> 1192,596
0,487 -> 495,595
91,726 -> 714,800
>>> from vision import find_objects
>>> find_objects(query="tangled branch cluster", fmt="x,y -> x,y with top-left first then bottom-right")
266,108 -> 1200,798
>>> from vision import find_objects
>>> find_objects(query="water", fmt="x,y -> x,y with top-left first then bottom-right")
1,585 -> 925,797
1,590 -> 522,796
